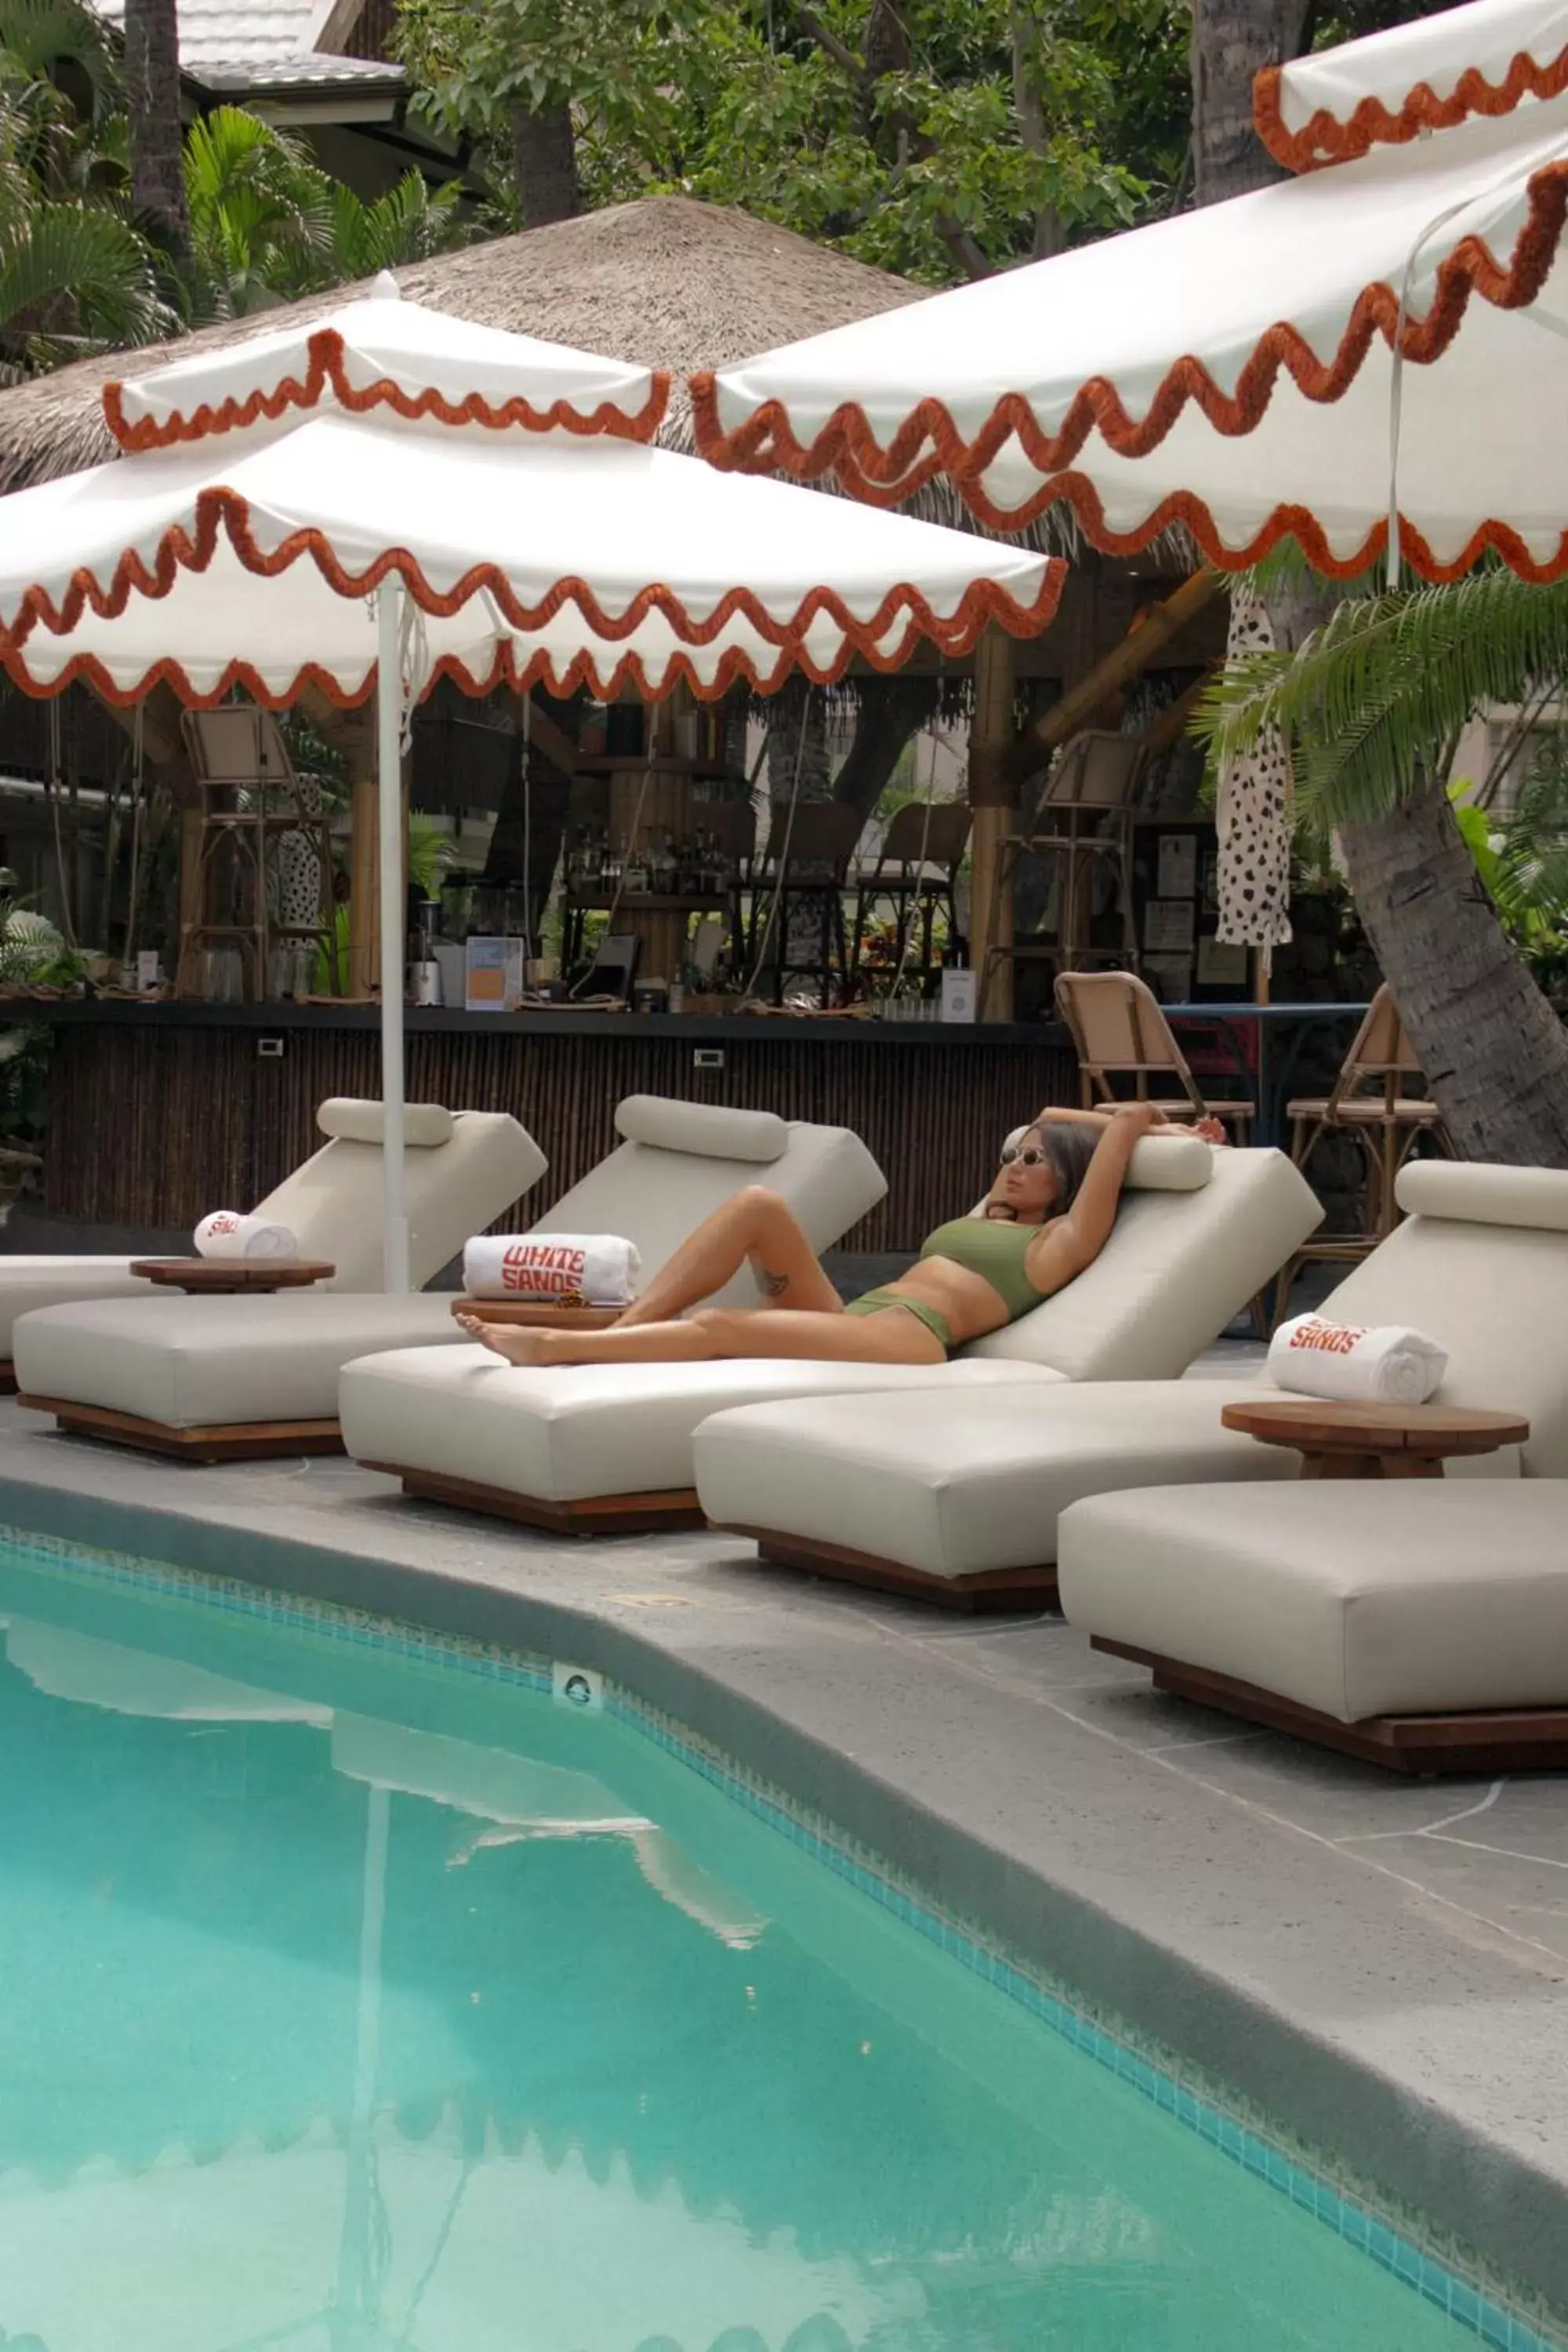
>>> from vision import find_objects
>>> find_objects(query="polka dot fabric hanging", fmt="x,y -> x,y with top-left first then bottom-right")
1215,597 -> 1294,951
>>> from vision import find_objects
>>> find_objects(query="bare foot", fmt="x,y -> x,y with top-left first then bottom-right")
454,1312 -> 552,1367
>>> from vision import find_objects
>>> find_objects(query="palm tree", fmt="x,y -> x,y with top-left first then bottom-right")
1199,575 -> 1568,1163
0,0 -> 172,376
122,0 -> 189,262
1190,1 -> 1305,201
184,106 -> 465,318
1185,0 -> 1568,1161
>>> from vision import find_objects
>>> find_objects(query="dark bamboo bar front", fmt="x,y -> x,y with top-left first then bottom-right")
37,1004 -> 1076,1252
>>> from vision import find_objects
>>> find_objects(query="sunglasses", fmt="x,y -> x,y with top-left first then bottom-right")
998,1143 -> 1049,1170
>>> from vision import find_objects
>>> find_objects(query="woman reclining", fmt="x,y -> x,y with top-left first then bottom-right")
458,1099 -> 1219,1370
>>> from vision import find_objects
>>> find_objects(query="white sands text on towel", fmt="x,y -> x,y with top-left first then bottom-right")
464,1233 -> 641,1305
195,1210 -> 301,1261
1269,1313 -> 1447,1406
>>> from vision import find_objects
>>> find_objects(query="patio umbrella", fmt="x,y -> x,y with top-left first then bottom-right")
692,0 -> 1568,582
692,0 -> 1568,956
0,285 -> 1062,1290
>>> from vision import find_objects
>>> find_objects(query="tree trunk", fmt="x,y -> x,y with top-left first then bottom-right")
1339,777 -> 1568,1166
832,679 -> 937,826
510,103 -> 579,228
766,686 -> 833,808
1190,1 -> 1309,202
123,0 -> 191,263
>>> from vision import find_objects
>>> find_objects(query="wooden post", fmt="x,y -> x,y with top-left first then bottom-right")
347,769 -> 378,997
968,628 -> 1018,1022
1006,570 -> 1226,786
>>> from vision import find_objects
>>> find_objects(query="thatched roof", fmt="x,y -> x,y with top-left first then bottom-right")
0,195 -> 931,494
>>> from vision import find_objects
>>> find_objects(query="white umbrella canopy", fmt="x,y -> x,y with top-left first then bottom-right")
0,286 -> 1061,1288
693,0 -> 1568,583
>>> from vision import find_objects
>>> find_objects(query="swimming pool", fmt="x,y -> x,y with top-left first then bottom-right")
0,1527 -> 1554,2352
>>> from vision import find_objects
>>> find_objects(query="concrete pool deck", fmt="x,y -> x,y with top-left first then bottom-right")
0,1377 -> 1565,2334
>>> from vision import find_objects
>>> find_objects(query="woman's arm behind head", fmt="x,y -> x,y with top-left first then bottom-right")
1022,1102 -> 1161,1296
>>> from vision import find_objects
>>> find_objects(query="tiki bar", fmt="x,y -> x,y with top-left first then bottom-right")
0,199 -> 1374,1258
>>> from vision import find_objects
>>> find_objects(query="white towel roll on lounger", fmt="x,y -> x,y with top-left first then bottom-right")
194,1210 -> 301,1262
463,1232 -> 641,1305
1268,1313 -> 1448,1406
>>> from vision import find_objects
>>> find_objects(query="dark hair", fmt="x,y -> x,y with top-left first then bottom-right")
1029,1119 -> 1102,1221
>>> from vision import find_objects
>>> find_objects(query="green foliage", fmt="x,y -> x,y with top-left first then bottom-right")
185,107 -> 466,318
312,815 -> 455,993
396,0 -> 1190,280
1195,573 -> 1568,830
1450,758 -> 1568,998
0,0 -> 173,375
0,869 -> 84,1145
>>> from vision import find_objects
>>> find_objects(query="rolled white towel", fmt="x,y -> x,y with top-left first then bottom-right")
195,1209 -> 301,1262
1268,1313 -> 1448,1406
463,1232 -> 642,1306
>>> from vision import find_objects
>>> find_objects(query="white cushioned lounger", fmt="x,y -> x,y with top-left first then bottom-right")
341,1094 -> 890,1528
14,1100 -> 545,1460
341,1134 -> 1316,1541
690,1155 -> 1567,1606
0,1094 -> 537,1380
1055,1163 -> 1568,1769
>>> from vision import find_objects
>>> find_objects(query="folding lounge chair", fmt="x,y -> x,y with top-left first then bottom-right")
1057,1163 -> 1568,1773
340,1128 -> 1316,1543
340,1094 -> 891,1532
13,1099 -> 546,1461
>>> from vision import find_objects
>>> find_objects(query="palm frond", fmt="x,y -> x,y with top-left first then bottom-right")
0,198 -> 172,361
1194,575 -> 1568,828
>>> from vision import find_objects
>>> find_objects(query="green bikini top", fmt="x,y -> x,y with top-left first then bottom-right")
920,1215 -> 1046,1323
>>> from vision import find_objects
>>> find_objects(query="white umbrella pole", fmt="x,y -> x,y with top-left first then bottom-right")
376,579 -> 410,1294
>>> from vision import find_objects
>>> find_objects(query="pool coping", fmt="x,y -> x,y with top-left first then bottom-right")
3,1443 -> 1567,2343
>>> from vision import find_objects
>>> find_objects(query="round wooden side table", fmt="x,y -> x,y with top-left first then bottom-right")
1221,1398 -> 1529,1479
131,1260 -> 336,1295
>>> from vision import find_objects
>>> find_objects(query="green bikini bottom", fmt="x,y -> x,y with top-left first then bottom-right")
843,1289 -> 953,1352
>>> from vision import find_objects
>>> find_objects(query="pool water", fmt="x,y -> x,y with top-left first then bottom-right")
0,1540 -> 1534,2352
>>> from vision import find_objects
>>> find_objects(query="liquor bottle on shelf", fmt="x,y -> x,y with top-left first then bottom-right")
652,831 -> 677,895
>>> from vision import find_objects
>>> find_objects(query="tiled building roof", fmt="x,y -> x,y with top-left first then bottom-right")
89,2 -> 402,93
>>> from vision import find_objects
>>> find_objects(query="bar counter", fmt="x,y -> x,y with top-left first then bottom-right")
32,1000 -> 1076,1250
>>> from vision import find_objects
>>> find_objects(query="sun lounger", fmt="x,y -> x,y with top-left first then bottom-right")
1059,1482 -> 1568,1773
0,1094 -> 536,1388
13,1100 -> 545,1461
339,1135 -> 1318,1540
340,1094 -> 890,1529
691,1157 -> 1561,1609
1055,1162 -> 1568,1769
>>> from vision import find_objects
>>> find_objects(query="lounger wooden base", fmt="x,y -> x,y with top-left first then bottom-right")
726,1526 -> 1058,1613
17,1394 -> 345,1464
0,1359 -> 16,1396
361,1461 -> 707,1537
1091,1638 -> 1568,1775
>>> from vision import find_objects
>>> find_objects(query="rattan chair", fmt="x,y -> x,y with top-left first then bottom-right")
176,708 -> 336,1000
1277,986 -> 1451,1305
852,799 -> 971,990
983,731 -> 1145,1005
1054,968 -> 1254,1140
751,800 -> 861,1004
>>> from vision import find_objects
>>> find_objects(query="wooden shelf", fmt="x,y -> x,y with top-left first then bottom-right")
564,892 -> 730,912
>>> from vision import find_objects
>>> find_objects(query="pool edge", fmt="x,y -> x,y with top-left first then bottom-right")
3,1461 -> 1567,2342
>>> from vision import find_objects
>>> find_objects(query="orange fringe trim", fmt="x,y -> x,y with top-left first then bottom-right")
1025,471 -> 1568,585
0,497 -> 1065,710
103,328 -> 672,453
1255,42 -> 1568,174
691,158 -> 1568,506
